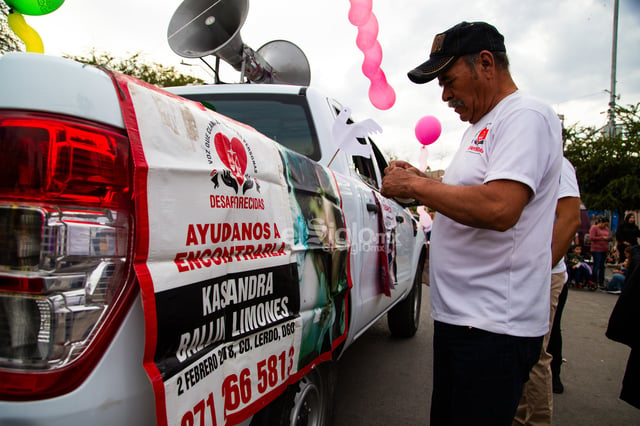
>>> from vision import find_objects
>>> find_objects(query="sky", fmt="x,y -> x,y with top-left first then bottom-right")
13,0 -> 640,170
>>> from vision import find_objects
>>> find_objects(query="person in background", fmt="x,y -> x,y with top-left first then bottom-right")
616,213 -> 640,263
548,235 -> 592,395
605,246 -> 631,294
513,157 -> 581,425
567,245 -> 593,288
606,245 -> 640,409
548,209 -> 587,395
548,278 -> 568,394
590,216 -> 611,289
381,21 -> 562,425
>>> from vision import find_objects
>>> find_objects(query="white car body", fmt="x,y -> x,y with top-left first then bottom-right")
0,52 -> 426,425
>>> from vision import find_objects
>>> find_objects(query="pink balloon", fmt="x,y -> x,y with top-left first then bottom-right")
361,41 -> 382,78
415,115 -> 442,145
348,0 -> 373,26
347,0 -> 396,111
369,71 -> 396,110
356,14 -> 378,51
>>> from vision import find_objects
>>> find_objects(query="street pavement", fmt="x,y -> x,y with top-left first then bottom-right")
333,267 -> 640,425
551,280 -> 639,425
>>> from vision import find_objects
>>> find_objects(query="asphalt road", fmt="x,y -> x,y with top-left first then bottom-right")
333,276 -> 640,425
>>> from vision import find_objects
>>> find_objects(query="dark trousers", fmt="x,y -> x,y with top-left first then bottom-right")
431,321 -> 543,426
592,251 -> 607,286
549,281 -> 569,377
621,349 -> 640,408
618,244 -> 628,263
568,265 -> 591,284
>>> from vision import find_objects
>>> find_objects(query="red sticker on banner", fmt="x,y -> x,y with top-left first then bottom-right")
214,133 -> 248,186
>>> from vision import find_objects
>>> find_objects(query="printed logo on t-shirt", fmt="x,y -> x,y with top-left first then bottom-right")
466,124 -> 491,154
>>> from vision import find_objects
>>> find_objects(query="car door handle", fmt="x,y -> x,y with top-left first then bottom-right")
366,203 -> 379,213
396,215 -> 404,223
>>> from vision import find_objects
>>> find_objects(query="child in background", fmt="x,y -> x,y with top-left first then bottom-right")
567,245 -> 593,288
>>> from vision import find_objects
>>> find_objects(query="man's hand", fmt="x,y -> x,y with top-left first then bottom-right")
381,166 -> 419,200
424,169 -> 446,180
385,160 -> 424,176
382,161 -> 440,200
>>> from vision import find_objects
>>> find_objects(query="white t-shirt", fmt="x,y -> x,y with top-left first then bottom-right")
551,158 -> 581,274
430,91 -> 563,337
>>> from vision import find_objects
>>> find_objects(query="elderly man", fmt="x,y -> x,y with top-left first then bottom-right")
381,21 -> 562,425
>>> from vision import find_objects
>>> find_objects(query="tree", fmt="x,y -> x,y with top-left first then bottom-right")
563,102 -> 640,213
65,51 -> 205,88
1,3 -> 25,54
1,7 -> 204,87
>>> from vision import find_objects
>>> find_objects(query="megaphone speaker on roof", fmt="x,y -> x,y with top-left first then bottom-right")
168,0 -> 248,69
167,0 -> 310,85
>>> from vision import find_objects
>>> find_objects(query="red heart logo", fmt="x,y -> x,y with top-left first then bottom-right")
214,133 -> 247,186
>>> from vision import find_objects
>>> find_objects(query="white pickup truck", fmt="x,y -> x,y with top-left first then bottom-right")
0,51 -> 426,426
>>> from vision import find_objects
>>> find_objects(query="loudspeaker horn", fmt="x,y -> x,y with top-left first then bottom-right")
256,40 -> 310,86
167,0 -> 248,69
167,0 -> 311,85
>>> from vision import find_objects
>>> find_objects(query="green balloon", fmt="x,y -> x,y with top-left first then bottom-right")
6,0 -> 65,16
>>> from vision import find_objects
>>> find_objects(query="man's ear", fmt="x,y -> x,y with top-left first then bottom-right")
478,50 -> 495,75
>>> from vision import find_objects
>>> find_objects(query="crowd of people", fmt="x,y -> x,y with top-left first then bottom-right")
378,19 -> 639,425
565,213 -> 640,295
549,213 -> 638,404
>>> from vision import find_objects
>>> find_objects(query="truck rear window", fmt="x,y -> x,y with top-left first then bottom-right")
180,93 -> 321,161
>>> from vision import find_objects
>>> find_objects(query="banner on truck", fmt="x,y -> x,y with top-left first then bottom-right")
112,74 -> 351,426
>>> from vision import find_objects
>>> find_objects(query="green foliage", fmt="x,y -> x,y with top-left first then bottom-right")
65,50 -> 205,88
564,102 -> 640,212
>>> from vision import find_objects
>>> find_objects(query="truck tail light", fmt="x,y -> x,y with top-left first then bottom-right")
0,111 -> 136,400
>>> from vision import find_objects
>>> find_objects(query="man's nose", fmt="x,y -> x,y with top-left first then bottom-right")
441,87 -> 452,103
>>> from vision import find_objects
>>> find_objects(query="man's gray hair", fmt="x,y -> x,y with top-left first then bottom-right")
463,51 -> 510,72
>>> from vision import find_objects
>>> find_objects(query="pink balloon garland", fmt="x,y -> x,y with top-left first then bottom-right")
348,0 -> 396,110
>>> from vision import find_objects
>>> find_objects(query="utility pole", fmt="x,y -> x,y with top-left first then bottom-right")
607,0 -> 619,139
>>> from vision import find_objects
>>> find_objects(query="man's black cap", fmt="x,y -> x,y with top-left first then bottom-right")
408,21 -> 506,84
